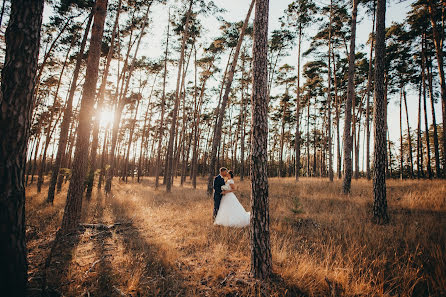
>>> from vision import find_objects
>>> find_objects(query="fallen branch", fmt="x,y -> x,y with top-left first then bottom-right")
79,222 -> 131,230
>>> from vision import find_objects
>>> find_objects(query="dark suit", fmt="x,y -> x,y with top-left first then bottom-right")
213,175 -> 225,218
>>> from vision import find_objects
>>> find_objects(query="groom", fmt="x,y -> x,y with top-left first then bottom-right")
213,167 -> 227,219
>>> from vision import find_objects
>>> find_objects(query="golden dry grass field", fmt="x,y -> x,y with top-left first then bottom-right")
25,177 -> 446,296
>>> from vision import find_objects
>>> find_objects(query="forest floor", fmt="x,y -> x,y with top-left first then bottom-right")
25,176 -> 446,297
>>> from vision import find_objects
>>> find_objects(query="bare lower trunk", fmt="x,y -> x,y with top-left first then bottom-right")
372,0 -> 389,224
342,0 -> 358,194
61,0 -> 108,232
0,1 -> 43,294
250,0 -> 272,279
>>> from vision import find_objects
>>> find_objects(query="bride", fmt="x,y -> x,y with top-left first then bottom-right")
214,170 -> 250,227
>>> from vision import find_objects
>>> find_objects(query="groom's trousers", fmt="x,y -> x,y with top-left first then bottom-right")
213,193 -> 222,218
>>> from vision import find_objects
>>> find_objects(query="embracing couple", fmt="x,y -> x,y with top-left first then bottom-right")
213,167 -> 250,227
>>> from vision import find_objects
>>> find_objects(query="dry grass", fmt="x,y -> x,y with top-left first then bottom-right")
25,177 -> 446,296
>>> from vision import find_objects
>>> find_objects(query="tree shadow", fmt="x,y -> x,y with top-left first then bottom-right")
107,193 -> 188,296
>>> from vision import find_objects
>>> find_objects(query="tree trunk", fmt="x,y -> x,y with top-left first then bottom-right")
155,12 -> 170,189
427,0 -> 446,177
85,0 -> 120,198
0,0 -> 43,294
47,8 -> 94,204
417,81 -> 424,178
165,1 -> 193,192
105,4 -> 150,193
342,0 -> 358,194
294,26 -> 302,181
426,54 -> 441,177
206,0 -> 255,195
403,89 -> 414,178
366,0 -> 376,180
250,0 -> 272,280
372,0 -> 389,224
327,0 -> 334,182
400,87 -> 404,179
421,37 -> 433,179
61,0 -> 108,233
37,35 -> 75,193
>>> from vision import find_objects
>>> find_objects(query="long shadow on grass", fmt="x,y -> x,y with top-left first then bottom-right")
108,192 -> 188,296
83,190 -> 119,296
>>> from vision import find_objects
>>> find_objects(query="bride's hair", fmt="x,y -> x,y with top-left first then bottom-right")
228,170 -> 234,178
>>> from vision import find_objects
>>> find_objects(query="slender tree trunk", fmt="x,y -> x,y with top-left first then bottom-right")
417,81 -> 423,178
85,0 -> 120,198
206,0 -> 255,195
332,50 -> 342,179
403,89 -> 414,178
327,0 -> 333,182
61,0 -> 108,232
122,100 -> 140,182
105,4 -> 150,193
250,0 -> 272,280
343,0 -> 358,194
98,123 -> 109,188
165,1 -> 194,192
366,0 -> 376,180
422,38 -> 433,179
400,87 -> 404,179
426,55 -> 441,177
155,12 -> 170,189
0,1 -> 43,294
372,0 -> 389,224
38,34 -> 75,193
47,9 -> 94,204
294,26 -> 302,181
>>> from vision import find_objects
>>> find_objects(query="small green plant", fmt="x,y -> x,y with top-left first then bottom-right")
290,196 -> 303,214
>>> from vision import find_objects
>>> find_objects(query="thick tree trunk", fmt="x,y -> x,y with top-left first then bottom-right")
47,9 -> 94,204
0,0 -> 43,294
427,0 -> 446,177
206,0 -> 255,195
61,0 -> 108,233
372,0 -> 389,224
342,0 -> 358,194
250,0 -> 272,280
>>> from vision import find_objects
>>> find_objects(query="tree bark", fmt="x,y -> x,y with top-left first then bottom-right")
421,37 -> 433,179
342,0 -> 358,194
250,0 -> 272,280
61,0 -> 108,233
85,0 -> 121,198
372,0 -> 389,224
427,0 -> 446,177
295,26 -> 302,181
0,0 -> 43,294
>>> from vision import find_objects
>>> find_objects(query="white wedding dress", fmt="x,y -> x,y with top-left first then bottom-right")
214,179 -> 250,227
